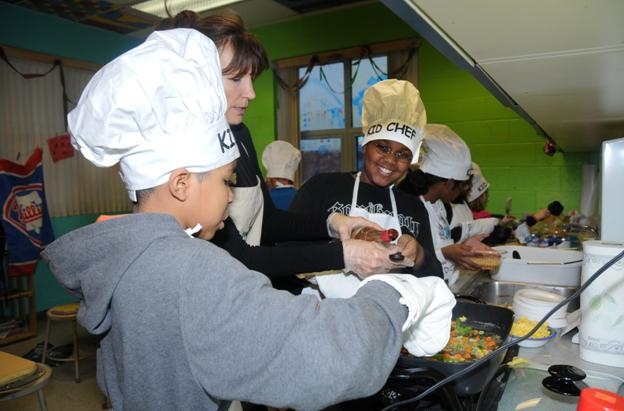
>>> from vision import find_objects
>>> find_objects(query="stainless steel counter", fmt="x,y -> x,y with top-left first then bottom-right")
499,333 -> 624,410
453,270 -> 624,409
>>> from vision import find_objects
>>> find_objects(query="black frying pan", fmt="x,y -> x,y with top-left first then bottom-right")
393,300 -> 514,396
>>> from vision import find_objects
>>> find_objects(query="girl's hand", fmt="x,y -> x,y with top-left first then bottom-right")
395,234 -> 422,268
442,243 -> 481,270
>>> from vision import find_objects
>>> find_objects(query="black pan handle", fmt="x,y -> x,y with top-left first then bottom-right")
454,294 -> 487,304
389,367 -> 430,380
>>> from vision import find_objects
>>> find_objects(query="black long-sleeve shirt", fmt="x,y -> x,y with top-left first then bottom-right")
290,172 -> 443,278
210,123 -> 344,278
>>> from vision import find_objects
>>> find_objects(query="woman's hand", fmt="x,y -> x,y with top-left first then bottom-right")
396,234 -> 422,268
441,243 -> 481,270
343,239 -> 403,278
327,212 -> 382,241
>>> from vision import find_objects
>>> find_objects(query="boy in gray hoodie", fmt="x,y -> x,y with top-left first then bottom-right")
42,28 -> 455,411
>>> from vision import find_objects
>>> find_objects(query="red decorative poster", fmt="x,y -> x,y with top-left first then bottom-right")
47,133 -> 75,163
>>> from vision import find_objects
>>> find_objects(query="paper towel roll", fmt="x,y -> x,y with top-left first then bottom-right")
580,164 -> 598,217
579,240 -> 624,367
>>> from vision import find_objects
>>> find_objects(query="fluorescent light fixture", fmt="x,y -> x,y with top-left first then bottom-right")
404,0 -> 475,68
131,0 -> 244,18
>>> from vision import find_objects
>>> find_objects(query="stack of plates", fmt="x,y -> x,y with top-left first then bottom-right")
512,288 -> 568,329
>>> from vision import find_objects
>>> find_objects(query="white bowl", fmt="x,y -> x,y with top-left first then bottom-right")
510,328 -> 557,348
512,288 -> 568,328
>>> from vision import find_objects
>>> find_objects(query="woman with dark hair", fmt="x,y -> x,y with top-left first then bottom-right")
156,12 -> 409,287
291,80 -> 443,298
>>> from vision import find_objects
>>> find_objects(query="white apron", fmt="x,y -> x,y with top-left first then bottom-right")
450,202 -> 473,229
315,172 -> 402,299
228,176 -> 264,246
421,197 -> 457,285
451,202 -> 498,243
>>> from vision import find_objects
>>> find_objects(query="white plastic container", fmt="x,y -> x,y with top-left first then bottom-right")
512,288 -> 568,328
579,240 -> 624,367
491,246 -> 583,286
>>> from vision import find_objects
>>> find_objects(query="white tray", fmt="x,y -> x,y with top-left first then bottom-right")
491,246 -> 583,287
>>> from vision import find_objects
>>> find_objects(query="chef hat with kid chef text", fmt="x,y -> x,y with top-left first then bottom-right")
418,124 -> 472,181
467,162 -> 490,202
68,28 -> 238,202
262,141 -> 301,182
361,79 -> 427,162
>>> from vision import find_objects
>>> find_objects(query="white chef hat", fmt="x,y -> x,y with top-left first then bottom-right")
467,162 -> 490,202
262,141 -> 301,182
418,124 -> 472,181
361,79 -> 427,161
68,28 -> 238,202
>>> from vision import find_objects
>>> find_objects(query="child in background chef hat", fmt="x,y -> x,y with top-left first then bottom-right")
261,140 -> 301,210
450,162 -> 509,246
449,162 -> 488,224
399,124 -> 497,285
467,162 -> 490,212
41,28 -> 456,411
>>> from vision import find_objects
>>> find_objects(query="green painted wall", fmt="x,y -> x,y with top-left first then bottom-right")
250,2 -> 598,217
419,42 -> 599,217
2,2 -> 598,311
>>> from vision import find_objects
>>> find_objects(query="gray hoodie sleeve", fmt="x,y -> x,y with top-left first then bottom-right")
180,242 -> 407,410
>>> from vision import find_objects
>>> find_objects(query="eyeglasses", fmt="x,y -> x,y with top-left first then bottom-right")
373,142 -> 413,163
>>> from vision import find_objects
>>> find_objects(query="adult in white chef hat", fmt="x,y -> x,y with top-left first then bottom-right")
261,140 -> 301,210
68,28 -> 238,239
262,141 -> 301,183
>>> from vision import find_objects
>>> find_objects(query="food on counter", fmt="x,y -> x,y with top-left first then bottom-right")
402,316 -> 502,363
511,316 -> 551,339
468,250 -> 501,270
352,227 -> 404,262
352,227 -> 398,243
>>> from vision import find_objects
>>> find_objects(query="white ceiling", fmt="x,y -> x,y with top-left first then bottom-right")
111,0 -> 624,152
118,0 -> 371,38
389,0 -> 624,152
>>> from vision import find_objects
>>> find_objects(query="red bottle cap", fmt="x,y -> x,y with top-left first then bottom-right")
380,229 -> 399,243
577,388 -> 624,411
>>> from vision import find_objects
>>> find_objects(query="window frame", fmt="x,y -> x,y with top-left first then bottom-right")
274,38 -> 420,184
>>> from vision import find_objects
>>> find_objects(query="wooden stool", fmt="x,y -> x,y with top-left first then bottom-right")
41,303 -> 81,383
0,351 -> 53,411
